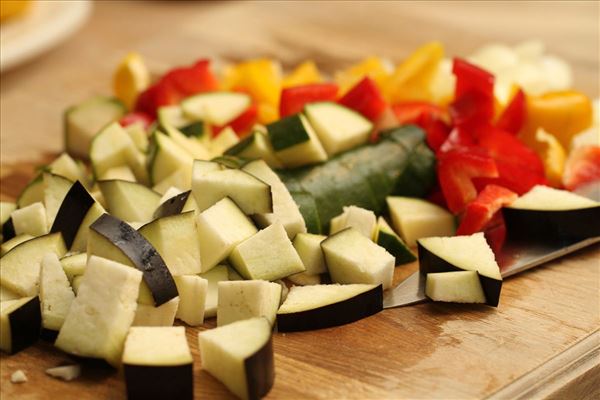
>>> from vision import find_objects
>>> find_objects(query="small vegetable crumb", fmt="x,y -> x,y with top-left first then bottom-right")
10,370 -> 27,383
45,365 -> 81,381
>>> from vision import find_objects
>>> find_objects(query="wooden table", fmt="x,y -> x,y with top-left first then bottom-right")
1,1 -> 599,399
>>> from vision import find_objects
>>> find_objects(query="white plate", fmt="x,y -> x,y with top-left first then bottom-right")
0,0 -> 92,72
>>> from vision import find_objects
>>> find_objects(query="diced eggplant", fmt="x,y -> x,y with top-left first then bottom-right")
89,214 -> 178,306
0,296 -> 41,354
132,297 -> 180,327
39,254 -> 75,331
418,233 -> 502,307
229,223 -> 305,281
209,127 -> 241,157
153,190 -> 196,219
60,253 -> 87,283
50,181 -> 96,249
0,232 -> 67,296
329,205 -> 376,238
198,317 -> 274,400
0,285 -> 20,302
98,180 -> 161,224
288,232 -> 327,285
199,265 -> 229,318
148,132 -> 194,186
503,185 -> 600,241
70,202 -> 106,252
1,217 -> 16,243
181,91 -> 251,126
10,202 -> 48,237
321,228 -> 394,289
55,256 -> 142,366
425,271 -> 486,304
373,217 -> 416,265
1,234 -> 33,256
98,165 -> 137,182
124,326 -> 193,400
277,284 -> 382,332
225,130 -> 283,169
48,153 -> 89,185
43,172 -> 74,228
16,174 -> 44,209
217,280 -> 281,327
173,275 -> 208,326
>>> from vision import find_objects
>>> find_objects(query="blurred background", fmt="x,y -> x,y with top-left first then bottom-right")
1,0 -> 598,163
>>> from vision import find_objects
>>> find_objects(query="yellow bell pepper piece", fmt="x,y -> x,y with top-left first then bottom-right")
282,61 -> 322,88
334,56 -> 390,96
531,128 -> 567,187
0,0 -> 30,22
521,90 -> 593,150
113,52 -> 150,110
222,59 -> 282,107
384,42 -> 444,104
257,103 -> 279,125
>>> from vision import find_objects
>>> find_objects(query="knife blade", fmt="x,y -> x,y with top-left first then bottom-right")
383,236 -> 600,309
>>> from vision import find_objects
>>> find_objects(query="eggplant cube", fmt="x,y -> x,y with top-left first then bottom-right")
217,280 -> 282,326
329,205 -> 376,239
0,296 -> 41,354
199,265 -> 229,318
229,223 -> 305,281
123,326 -> 193,400
198,317 -> 274,400
132,297 -> 180,327
321,228 -> 394,289
174,275 -> 208,326
11,202 -> 48,237
425,271 -> 486,304
39,253 -> 75,331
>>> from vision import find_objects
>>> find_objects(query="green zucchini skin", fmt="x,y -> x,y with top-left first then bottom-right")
244,336 -> 275,400
276,285 -> 383,332
89,214 -> 178,306
50,181 -> 95,249
124,363 -> 193,400
376,230 -> 416,265
267,114 -> 309,151
153,190 -> 192,219
277,125 -> 436,234
9,297 -> 42,354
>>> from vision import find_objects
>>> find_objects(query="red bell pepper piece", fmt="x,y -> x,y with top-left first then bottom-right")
437,148 -> 499,214
475,161 -> 548,195
339,77 -> 387,121
450,59 -> 495,129
391,102 -> 448,125
119,112 -> 154,129
562,145 -> 600,190
438,127 -> 476,153
279,83 -> 339,117
135,59 -> 219,117
453,58 -> 495,100
419,113 -> 451,153
213,103 -> 258,137
456,184 -> 517,235
496,88 -> 526,134
483,214 -> 507,256
450,91 -> 495,129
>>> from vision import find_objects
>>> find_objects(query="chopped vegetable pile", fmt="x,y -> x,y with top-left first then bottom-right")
0,40 -> 599,399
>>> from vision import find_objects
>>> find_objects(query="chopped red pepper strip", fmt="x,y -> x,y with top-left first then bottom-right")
450,59 -> 495,129
562,145 -> 600,191
279,83 -> 339,117
339,77 -> 387,121
496,88 -> 526,134
456,184 -> 517,235
483,214 -> 507,256
452,58 -> 495,100
213,103 -> 258,137
438,127 -> 476,154
392,102 -> 448,125
119,112 -> 153,129
437,148 -> 499,213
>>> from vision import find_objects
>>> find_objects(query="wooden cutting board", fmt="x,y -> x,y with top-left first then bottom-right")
1,2 -> 598,399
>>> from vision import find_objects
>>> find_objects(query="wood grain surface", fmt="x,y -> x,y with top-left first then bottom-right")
1,1 -> 599,399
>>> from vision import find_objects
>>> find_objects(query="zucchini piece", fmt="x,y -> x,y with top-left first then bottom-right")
211,155 -> 250,169
181,92 -> 251,126
329,205 -> 376,238
89,122 -> 135,177
0,296 -> 41,354
11,202 -> 48,237
98,165 -> 137,182
196,198 -> 258,272
125,122 -> 150,152
209,127 -> 240,156
386,196 -> 455,247
98,179 -> 161,223
304,102 -> 373,156
138,212 -> 202,275
276,284 -> 382,332
43,172 -> 74,229
173,275 -> 208,326
192,168 -> 273,215
50,181 -> 96,249
216,280 -> 281,327
0,233 -> 67,296
39,254 -> 75,331
60,253 -> 87,283
373,217 -> 416,265
199,265 -> 229,318
153,190 -> 196,219
242,160 -> 307,239
89,214 -> 178,306
229,223 -> 305,281
16,174 -> 44,209
152,167 -> 192,195
321,228 -> 394,290
123,326 -> 194,400
418,233 -> 502,307
503,185 -> 600,241
158,104 -> 205,137
55,256 -> 142,366
198,317 -> 274,400
132,297 -> 180,327
148,132 -> 194,185
64,96 -> 126,159
267,114 -> 328,167
161,125 -> 211,160
1,234 -> 33,256
225,130 -> 283,169
425,271 -> 487,304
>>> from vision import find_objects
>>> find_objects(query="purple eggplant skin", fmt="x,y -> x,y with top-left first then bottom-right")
417,243 -> 501,307
2,217 -> 16,242
7,297 -> 42,354
124,363 -> 193,400
90,213 -> 178,306
276,285 -> 383,332
244,336 -> 275,400
50,181 -> 95,249
502,206 -> 600,243
153,190 -> 191,219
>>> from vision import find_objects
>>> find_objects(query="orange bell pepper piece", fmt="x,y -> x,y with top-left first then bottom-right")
282,61 -> 322,88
